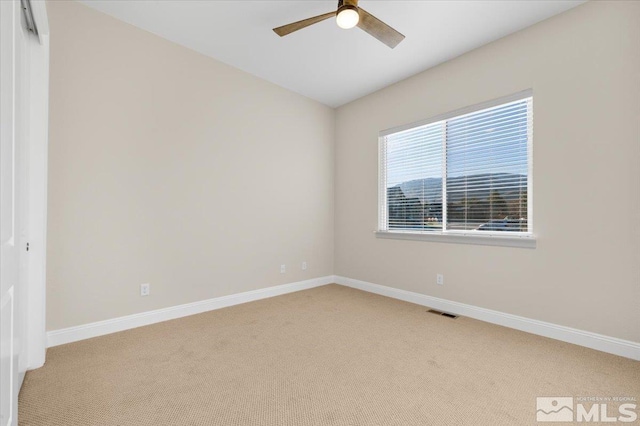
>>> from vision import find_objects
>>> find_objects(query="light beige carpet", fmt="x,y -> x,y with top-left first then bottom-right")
19,284 -> 640,425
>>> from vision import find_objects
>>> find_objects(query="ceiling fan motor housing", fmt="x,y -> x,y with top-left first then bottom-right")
338,0 -> 359,13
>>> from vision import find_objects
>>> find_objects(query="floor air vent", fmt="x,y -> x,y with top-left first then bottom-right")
427,309 -> 459,319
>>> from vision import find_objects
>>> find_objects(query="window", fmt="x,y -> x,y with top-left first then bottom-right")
378,91 -> 533,245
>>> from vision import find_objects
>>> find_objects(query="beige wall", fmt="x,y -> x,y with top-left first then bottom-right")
46,1 -> 335,330
334,1 -> 640,342
48,0 -> 640,343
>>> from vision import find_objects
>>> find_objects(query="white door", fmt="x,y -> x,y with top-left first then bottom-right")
1,0 -> 20,425
1,2 -> 49,420
1,1 -> 48,423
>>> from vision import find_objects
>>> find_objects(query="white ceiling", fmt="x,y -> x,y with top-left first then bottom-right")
79,0 -> 585,108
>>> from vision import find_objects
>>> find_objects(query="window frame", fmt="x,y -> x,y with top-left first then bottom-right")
377,90 -> 535,249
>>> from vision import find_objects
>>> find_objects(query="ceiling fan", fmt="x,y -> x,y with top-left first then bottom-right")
272,0 -> 405,49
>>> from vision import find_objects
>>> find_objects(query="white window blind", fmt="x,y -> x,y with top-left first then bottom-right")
381,121 -> 444,231
379,93 -> 533,237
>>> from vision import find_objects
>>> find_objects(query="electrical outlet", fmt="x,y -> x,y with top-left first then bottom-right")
302,261 -> 307,270
280,264 -> 286,274
436,274 -> 444,285
140,283 -> 150,296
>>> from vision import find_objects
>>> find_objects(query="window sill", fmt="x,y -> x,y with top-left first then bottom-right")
374,230 -> 536,249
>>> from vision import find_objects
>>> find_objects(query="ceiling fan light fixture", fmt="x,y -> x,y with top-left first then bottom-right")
272,0 -> 405,48
336,6 -> 359,29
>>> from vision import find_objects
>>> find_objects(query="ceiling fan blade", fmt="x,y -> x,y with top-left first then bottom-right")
357,8 -> 405,48
273,12 -> 336,37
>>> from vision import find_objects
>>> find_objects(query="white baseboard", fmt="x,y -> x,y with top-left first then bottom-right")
47,274 -> 640,361
335,276 -> 640,361
47,276 -> 335,348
